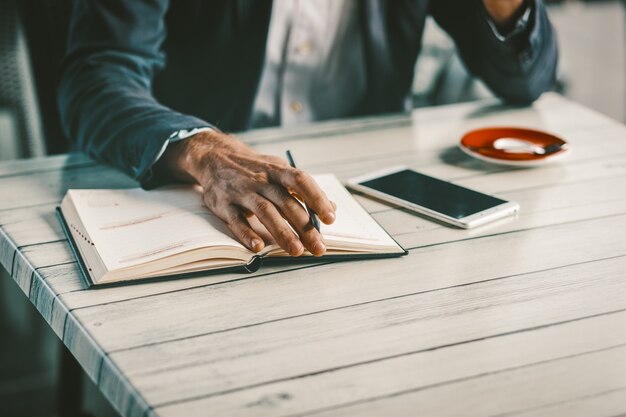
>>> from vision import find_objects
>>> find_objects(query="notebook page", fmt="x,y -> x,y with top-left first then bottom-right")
313,174 -> 397,248
68,186 -> 246,271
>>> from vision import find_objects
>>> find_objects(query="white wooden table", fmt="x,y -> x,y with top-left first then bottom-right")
2,93 -> 626,417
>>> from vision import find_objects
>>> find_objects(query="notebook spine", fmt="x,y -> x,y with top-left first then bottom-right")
244,255 -> 263,273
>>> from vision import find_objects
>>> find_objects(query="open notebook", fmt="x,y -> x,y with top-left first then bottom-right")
57,174 -> 406,286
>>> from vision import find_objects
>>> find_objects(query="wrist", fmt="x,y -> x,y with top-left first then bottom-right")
160,130 -> 220,184
483,0 -> 526,29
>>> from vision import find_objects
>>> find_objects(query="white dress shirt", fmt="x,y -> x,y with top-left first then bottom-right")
250,0 -> 366,128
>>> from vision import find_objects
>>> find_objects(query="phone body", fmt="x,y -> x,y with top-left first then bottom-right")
347,166 -> 519,229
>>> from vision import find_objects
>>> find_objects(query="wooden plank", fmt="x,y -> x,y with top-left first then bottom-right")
105,255 -> 626,407
5,241 -> 74,297
300,345 -> 626,417
0,164 -> 135,211
0,210 -> 63,247
0,153 -> 94,178
507,387 -> 626,417
16,242 -> 74,276
60,311 -> 153,417
0,203 -> 57,225
29,273 -> 59,335
154,309 -> 626,417
38,263 -> 84,294
0,227 -> 18,275
98,354 -> 152,417
77,213 -> 626,354
7,250 -> 35,296
49,295 -> 71,340
457,155 -> 626,196
63,314 -> 106,382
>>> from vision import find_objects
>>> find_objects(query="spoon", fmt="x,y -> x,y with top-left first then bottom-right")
492,138 -> 564,155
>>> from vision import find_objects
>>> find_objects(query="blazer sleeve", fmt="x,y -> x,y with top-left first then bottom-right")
429,0 -> 558,104
57,0 -> 213,186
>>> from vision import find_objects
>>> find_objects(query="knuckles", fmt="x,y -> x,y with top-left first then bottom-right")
275,227 -> 295,242
251,171 -> 270,185
281,192 -> 299,207
226,210 -> 243,227
291,169 -> 311,188
253,198 -> 273,213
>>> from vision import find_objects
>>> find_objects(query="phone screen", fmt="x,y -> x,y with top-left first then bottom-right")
359,169 -> 506,219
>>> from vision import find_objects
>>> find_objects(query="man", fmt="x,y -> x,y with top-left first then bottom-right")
57,0 -> 558,258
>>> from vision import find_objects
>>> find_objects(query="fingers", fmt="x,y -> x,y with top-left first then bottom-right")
197,146 -> 334,256
261,186 -> 326,256
242,195 -> 305,257
272,168 -> 336,225
212,205 -> 265,253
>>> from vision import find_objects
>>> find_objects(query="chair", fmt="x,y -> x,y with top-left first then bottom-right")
0,0 -> 72,161
0,0 -> 46,159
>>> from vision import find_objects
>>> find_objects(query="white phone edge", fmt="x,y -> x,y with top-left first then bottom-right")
346,166 -> 519,229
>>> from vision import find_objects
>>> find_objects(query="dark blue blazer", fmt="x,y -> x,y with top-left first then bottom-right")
57,0 -> 557,186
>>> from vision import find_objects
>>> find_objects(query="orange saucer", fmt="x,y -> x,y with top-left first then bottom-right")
459,127 -> 570,167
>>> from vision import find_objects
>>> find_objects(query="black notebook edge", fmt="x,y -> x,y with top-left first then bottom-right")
56,207 -> 95,288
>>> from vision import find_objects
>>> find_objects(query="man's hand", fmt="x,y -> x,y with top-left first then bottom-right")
158,130 -> 336,257
483,0 -> 526,31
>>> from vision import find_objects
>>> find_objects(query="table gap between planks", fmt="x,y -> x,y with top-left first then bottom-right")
1,93 -> 626,417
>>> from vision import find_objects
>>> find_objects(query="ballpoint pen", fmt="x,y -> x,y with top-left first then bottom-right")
285,150 -> 321,232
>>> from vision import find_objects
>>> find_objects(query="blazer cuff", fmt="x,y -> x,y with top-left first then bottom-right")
483,2 -> 533,42
477,0 -> 539,56
134,118 -> 214,189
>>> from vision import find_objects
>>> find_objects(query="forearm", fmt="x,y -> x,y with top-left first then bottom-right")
58,59 -> 211,185
58,0 -> 214,186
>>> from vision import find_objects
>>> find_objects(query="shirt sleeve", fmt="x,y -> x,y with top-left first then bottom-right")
483,2 -> 533,42
57,0 -> 215,188
429,0 -> 558,104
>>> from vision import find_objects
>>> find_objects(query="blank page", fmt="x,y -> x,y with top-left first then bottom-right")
315,175 -> 398,248
67,186 -> 246,271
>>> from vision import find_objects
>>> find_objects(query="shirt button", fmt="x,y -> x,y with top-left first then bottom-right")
289,101 -> 304,113
295,41 -> 313,54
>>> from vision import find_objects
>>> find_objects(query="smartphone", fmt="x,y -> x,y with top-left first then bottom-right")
347,166 -> 519,229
